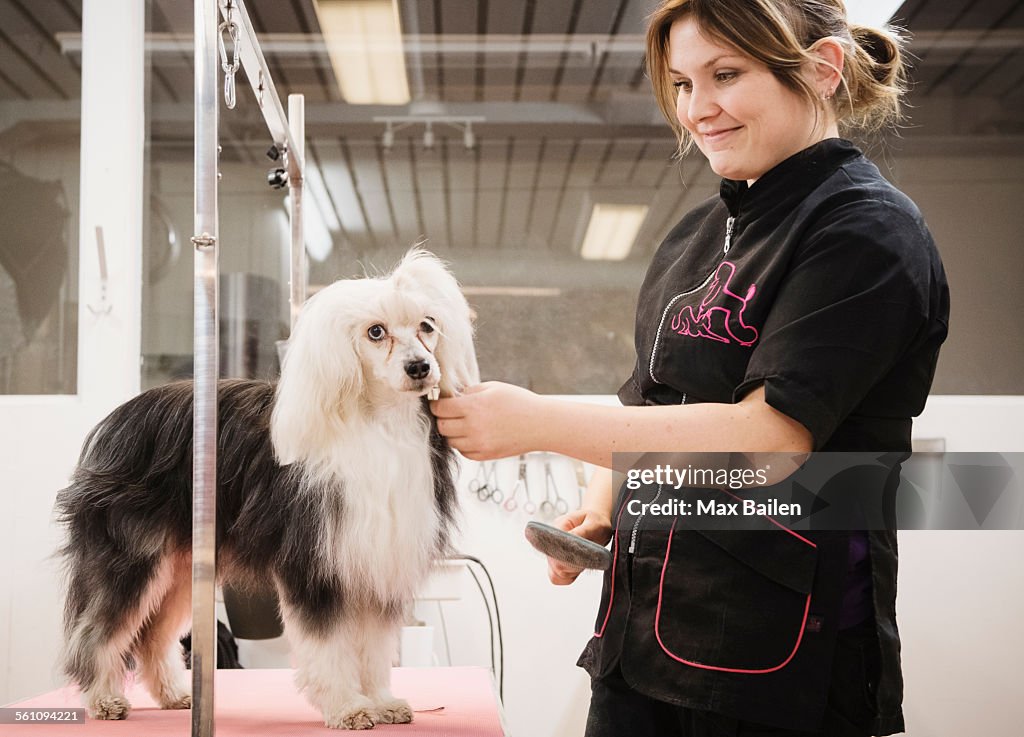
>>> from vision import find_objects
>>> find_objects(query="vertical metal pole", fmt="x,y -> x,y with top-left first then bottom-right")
287,94 -> 306,332
193,0 -> 219,735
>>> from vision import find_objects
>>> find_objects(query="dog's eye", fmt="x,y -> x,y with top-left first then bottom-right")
367,324 -> 387,342
420,320 -> 435,334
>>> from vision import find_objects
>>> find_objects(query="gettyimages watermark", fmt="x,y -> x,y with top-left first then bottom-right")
611,451 -> 1024,531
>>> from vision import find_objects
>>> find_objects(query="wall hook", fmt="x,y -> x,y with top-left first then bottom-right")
86,225 -> 112,316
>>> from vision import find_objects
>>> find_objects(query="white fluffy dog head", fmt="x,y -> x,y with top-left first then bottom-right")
272,249 -> 478,464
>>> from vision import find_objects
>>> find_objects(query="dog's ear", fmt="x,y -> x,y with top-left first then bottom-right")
271,285 -> 362,464
390,248 -> 479,396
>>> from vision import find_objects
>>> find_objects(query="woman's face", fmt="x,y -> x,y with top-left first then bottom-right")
668,17 -> 833,184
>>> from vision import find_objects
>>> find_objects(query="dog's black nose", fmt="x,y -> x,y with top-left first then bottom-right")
405,360 -> 432,380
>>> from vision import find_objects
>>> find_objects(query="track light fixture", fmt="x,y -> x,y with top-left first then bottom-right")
375,116 -> 485,152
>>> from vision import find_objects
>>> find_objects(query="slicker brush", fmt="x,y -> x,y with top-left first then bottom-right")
524,521 -> 612,571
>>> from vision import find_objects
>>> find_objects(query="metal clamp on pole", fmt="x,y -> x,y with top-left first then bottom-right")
191,233 -> 217,249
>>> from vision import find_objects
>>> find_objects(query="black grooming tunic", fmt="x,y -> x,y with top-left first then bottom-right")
578,139 -> 950,733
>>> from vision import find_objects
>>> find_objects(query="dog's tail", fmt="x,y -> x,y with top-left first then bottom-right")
53,384 -> 196,687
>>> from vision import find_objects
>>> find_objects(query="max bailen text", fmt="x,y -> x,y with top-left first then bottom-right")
626,498 -> 802,518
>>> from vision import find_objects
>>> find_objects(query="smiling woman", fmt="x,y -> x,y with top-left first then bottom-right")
646,0 -> 907,164
429,1 -> 951,736
665,18 -> 844,183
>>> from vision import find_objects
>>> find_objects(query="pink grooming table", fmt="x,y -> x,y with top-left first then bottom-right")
4,667 -> 506,736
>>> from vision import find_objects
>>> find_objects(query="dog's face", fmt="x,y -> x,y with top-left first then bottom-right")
356,295 -> 442,397
272,249 -> 479,463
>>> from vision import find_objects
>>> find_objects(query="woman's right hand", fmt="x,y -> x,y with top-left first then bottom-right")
546,508 -> 613,586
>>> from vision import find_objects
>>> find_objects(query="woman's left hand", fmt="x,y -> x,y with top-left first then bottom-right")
429,381 -> 546,460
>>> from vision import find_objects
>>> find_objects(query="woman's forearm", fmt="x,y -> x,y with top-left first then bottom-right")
529,386 -> 811,469
431,382 -> 811,467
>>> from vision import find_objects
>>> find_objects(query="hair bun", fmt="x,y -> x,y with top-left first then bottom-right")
850,24 -> 902,82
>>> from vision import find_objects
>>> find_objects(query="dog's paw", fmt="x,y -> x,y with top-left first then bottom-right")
160,693 -> 192,710
375,698 -> 413,725
89,697 -> 131,720
324,700 -> 377,730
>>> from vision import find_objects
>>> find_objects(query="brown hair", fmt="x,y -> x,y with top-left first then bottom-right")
645,0 -> 908,152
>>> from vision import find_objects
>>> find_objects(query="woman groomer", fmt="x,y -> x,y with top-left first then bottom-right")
432,0 -> 949,734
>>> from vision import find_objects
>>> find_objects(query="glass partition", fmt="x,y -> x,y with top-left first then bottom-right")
0,3 -> 81,394
144,0 -> 290,388
142,0 -> 1023,395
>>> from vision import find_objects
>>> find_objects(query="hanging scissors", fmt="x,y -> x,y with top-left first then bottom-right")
503,457 -> 524,511
521,455 -> 537,515
468,461 -> 503,504
505,454 -> 535,514
540,455 -> 570,519
468,461 -> 489,499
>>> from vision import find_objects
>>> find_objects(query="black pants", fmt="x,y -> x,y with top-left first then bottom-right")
585,620 -> 882,737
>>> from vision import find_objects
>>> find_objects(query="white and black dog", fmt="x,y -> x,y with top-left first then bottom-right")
55,249 -> 478,729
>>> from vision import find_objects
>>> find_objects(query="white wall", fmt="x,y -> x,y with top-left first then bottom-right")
424,449 -> 607,737
896,397 -> 1024,737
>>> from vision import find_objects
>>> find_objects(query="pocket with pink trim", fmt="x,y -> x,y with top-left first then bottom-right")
653,520 -> 819,674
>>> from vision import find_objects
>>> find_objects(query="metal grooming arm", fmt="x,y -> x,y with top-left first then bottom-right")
219,0 -> 306,330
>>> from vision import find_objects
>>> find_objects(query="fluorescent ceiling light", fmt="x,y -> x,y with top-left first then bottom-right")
314,0 -> 410,105
845,0 -> 905,26
580,204 -> 649,261
461,286 -> 563,297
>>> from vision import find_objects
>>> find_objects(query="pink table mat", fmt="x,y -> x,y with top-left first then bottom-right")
4,667 -> 505,736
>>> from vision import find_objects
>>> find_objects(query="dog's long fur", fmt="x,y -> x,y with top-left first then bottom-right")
54,250 -> 478,729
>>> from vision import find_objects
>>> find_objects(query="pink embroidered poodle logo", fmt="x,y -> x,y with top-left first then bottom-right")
670,261 -> 759,346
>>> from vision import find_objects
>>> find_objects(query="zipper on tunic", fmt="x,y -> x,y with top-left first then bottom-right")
648,216 -> 737,384
723,215 -> 735,254
628,483 -> 663,554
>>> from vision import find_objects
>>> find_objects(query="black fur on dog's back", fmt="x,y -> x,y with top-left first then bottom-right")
55,378 -> 459,687
56,380 -> 295,569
